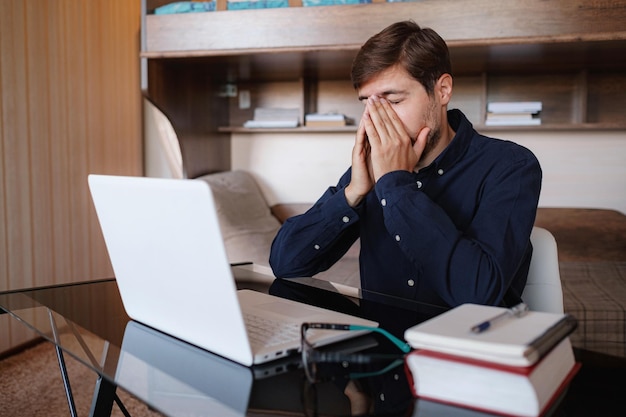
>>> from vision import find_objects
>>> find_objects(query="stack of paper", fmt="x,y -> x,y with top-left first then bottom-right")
403,303 -> 579,417
243,107 -> 299,128
486,101 -> 542,126
304,113 -> 355,127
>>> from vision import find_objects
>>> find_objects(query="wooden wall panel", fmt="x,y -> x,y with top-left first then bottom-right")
1,1 -> 34,291
26,1 -> 56,290
0,0 -> 142,353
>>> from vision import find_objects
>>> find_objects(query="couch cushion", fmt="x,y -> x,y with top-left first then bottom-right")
535,208 -> 626,358
197,171 -> 281,266
535,208 -> 626,262
561,261 -> 626,358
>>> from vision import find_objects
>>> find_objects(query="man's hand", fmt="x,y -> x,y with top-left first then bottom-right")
345,96 -> 431,207
363,96 -> 429,181
345,118 -> 374,207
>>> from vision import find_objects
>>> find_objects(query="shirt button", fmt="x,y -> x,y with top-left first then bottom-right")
408,279 -> 415,287
438,168 -> 444,175
314,244 -> 320,250
416,180 -> 423,189
342,216 -> 350,223
381,198 -> 387,207
395,235 -> 401,242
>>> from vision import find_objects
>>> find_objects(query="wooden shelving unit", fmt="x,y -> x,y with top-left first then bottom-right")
141,0 -> 626,177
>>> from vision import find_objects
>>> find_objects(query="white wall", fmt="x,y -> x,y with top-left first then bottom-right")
144,98 -> 626,214
232,130 -> 626,214
231,132 -> 354,205
492,130 -> 626,214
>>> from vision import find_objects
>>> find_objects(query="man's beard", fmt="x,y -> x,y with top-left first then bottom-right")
421,123 -> 441,161
416,98 -> 442,165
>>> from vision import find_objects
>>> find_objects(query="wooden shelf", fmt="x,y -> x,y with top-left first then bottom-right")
142,2 -> 626,57
219,126 -> 357,133
219,123 -> 626,134
477,123 -> 626,132
142,0 -> 626,177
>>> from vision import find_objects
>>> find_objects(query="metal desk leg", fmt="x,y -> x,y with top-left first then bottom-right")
88,343 -> 131,417
89,376 -> 116,417
48,310 -> 131,417
49,310 -> 79,417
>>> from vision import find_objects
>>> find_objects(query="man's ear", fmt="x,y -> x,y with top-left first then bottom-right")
437,73 -> 453,105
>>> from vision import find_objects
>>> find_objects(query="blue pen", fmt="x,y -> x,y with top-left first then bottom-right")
471,303 -> 529,333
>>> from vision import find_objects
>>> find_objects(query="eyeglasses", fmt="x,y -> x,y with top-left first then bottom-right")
300,322 -> 411,384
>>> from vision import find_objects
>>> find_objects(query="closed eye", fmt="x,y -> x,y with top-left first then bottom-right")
384,95 -> 405,105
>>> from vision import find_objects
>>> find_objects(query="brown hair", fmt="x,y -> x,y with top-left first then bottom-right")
351,20 -> 452,96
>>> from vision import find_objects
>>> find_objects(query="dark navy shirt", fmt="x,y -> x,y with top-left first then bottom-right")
269,110 -> 542,308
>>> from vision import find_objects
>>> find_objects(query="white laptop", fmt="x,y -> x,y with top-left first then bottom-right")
88,174 -> 377,366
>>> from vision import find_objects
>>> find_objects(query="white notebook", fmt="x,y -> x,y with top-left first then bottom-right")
404,303 -> 577,366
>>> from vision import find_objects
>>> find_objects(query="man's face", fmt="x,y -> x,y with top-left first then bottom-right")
357,64 -> 442,159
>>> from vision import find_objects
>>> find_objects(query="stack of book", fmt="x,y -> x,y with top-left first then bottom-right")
485,101 -> 542,126
154,1 -> 216,14
304,113 -> 355,128
303,0 -> 371,7
403,303 -> 579,417
227,0 -> 289,10
243,107 -> 299,128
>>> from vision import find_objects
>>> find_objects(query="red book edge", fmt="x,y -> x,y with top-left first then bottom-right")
408,349 -> 539,375
404,357 -> 581,417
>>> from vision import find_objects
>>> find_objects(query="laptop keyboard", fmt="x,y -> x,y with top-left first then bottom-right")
244,313 -> 301,348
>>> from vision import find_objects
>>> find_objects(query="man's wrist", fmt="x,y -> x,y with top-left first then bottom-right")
344,185 -> 364,208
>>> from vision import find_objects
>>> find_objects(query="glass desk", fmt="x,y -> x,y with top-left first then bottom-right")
1,277 -> 625,417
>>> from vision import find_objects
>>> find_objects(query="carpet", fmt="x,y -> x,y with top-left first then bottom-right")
0,338 -> 164,417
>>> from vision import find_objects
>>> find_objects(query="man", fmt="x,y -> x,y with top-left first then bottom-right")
269,20 -> 542,308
